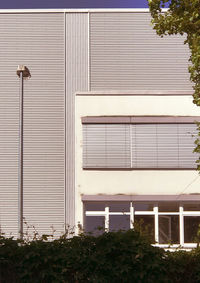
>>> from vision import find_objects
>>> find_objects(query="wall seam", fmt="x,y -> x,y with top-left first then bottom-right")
64,11 -> 67,233
88,12 -> 90,91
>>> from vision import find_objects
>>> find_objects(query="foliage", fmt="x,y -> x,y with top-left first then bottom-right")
165,248 -> 200,283
0,230 -> 167,283
3,229 -> 200,282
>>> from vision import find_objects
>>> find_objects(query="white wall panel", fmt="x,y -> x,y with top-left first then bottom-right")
0,13 -> 65,237
75,93 -> 200,225
90,12 -> 192,91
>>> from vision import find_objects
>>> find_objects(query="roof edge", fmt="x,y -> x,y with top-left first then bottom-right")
0,8 -> 168,14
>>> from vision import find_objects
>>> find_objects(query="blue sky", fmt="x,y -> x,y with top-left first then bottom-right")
0,0 -> 149,9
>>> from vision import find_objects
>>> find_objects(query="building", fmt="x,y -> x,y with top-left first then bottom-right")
0,8 -> 200,248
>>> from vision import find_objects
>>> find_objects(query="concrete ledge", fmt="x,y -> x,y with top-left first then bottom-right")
82,194 -> 200,202
82,115 -> 200,124
76,90 -> 193,96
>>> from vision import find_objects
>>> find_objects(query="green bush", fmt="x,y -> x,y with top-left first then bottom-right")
0,230 -> 167,283
165,248 -> 200,283
2,230 -> 200,282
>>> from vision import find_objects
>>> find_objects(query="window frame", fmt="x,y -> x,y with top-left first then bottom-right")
84,200 -> 200,248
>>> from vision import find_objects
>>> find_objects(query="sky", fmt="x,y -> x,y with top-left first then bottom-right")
0,0 -> 149,9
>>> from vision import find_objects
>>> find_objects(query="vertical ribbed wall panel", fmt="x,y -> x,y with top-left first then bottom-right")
90,12 -> 192,91
0,13 -> 65,237
65,13 -> 88,228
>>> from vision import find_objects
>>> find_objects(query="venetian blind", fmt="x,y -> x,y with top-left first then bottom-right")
83,123 -> 198,169
83,124 -> 131,168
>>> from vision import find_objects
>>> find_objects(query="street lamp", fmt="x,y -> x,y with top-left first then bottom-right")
16,65 -> 31,239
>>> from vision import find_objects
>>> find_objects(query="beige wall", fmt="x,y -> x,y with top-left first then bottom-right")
75,93 -> 200,226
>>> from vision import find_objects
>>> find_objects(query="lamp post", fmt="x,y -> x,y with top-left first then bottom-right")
16,65 -> 31,239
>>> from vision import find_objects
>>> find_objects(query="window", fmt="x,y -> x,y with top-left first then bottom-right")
83,124 -> 130,168
84,201 -> 200,247
82,116 -> 199,169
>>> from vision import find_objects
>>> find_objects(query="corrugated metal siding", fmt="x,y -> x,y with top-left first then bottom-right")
65,13 -> 88,227
0,13 -> 65,237
90,12 -> 192,91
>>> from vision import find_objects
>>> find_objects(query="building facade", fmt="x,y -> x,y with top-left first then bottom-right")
0,9 -> 200,247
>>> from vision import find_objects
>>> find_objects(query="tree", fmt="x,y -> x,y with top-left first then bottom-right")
148,0 -> 200,169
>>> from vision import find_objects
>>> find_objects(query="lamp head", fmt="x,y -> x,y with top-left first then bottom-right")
17,65 -> 31,78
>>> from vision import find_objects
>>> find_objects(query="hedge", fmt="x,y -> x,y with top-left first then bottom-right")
1,230 -> 200,282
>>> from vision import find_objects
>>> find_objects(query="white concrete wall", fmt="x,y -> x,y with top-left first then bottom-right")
75,93 -> 200,226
